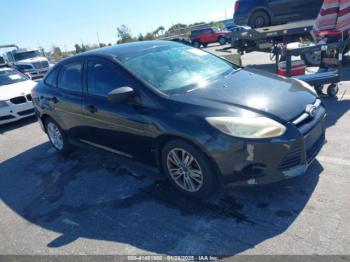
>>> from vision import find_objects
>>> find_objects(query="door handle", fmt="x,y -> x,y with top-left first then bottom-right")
50,97 -> 59,103
85,104 -> 98,113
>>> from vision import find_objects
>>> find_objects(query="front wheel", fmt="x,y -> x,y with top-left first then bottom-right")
161,140 -> 219,198
45,118 -> 71,154
192,41 -> 201,49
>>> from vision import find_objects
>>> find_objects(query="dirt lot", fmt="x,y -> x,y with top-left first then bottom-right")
0,47 -> 350,257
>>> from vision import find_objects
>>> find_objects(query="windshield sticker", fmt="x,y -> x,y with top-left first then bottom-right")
187,48 -> 207,56
9,75 -> 21,80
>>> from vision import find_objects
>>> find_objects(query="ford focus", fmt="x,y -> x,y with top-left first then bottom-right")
32,41 -> 326,197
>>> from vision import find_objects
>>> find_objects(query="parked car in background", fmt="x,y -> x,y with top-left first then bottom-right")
234,0 -> 323,28
0,56 -> 5,66
190,27 -> 231,48
32,41 -> 326,198
0,67 -> 36,125
4,47 -> 51,81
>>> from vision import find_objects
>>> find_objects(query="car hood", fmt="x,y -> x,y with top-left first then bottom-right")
0,80 -> 37,100
170,68 -> 317,122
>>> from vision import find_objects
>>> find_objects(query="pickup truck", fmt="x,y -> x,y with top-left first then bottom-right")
190,27 -> 231,48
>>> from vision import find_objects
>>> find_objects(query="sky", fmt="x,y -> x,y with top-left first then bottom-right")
0,0 -> 234,52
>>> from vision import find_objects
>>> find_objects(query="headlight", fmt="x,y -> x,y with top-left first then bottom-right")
0,101 -> 9,108
206,116 -> 286,139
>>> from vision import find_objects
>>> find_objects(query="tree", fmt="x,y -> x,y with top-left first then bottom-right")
153,26 -> 166,37
117,24 -> 135,44
144,32 -> 155,41
74,44 -> 82,53
138,33 -> 144,41
52,46 -> 62,57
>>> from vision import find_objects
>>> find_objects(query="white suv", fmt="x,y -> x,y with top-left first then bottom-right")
0,67 -> 37,125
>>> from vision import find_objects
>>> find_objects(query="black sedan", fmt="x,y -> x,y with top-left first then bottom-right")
32,41 -> 326,197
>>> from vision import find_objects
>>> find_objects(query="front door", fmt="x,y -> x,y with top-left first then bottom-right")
80,58 -> 149,159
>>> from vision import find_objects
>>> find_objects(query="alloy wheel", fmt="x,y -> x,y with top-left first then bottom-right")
47,122 -> 64,150
166,148 -> 204,192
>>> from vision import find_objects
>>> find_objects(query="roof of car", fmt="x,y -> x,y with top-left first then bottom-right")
85,40 -> 179,58
58,40 -> 181,65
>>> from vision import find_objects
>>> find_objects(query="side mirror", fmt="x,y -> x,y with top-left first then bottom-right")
107,86 -> 135,104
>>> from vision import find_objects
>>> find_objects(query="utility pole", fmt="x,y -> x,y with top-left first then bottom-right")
96,32 -> 101,46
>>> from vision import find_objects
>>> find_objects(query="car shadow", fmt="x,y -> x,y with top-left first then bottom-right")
0,116 -> 37,134
0,142 -> 323,256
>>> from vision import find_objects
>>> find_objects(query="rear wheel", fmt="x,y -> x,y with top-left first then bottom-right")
219,36 -> 227,45
161,140 -> 219,198
45,118 -> 71,154
248,11 -> 270,28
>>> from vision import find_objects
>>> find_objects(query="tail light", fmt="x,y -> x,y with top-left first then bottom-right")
31,88 -> 36,98
234,2 -> 240,12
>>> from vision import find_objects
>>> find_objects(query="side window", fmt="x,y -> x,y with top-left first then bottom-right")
87,59 -> 130,97
44,67 -> 59,87
58,62 -> 82,92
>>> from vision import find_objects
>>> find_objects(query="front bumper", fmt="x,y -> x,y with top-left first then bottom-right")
23,69 -> 49,81
0,96 -> 35,125
206,106 -> 326,186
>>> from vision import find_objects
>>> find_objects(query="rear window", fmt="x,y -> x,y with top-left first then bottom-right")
44,67 -> 59,87
58,63 -> 82,92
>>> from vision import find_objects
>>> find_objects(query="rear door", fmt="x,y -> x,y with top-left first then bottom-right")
203,28 -> 216,43
268,0 -> 299,21
43,60 -> 84,138
80,57 -> 150,159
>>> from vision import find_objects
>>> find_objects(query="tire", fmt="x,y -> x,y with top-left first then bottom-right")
327,83 -> 339,97
301,50 -> 321,66
161,139 -> 219,198
248,11 -> 270,28
45,117 -> 71,154
202,43 -> 208,48
192,41 -> 201,48
218,36 -> 227,45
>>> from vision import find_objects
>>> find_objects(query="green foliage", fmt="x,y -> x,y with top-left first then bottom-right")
117,24 -> 137,44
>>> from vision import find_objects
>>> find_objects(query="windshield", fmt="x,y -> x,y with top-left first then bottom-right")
13,50 -> 42,61
119,45 -> 238,94
0,69 -> 28,86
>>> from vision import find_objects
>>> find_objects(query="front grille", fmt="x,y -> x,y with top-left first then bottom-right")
10,96 -> 26,104
0,115 -> 15,121
279,121 -> 325,170
17,109 -> 35,116
32,61 -> 49,69
279,141 -> 302,170
26,94 -> 32,101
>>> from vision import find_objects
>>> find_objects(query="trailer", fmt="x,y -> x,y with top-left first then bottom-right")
230,19 -> 326,66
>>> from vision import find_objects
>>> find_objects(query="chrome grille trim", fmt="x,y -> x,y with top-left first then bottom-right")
292,99 -> 321,125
